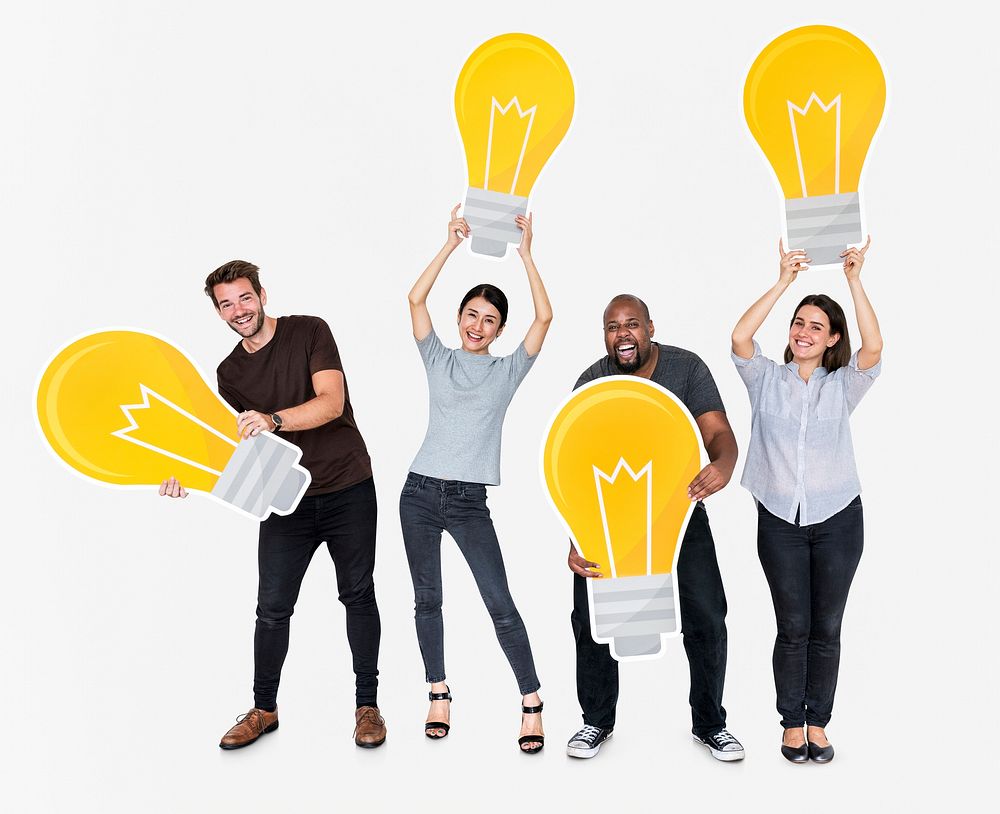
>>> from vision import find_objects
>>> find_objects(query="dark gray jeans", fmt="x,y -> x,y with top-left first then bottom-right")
399,472 -> 540,696
757,495 -> 864,728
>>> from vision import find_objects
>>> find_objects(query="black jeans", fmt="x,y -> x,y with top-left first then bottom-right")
399,473 -> 541,696
571,503 -> 729,737
253,477 -> 380,711
757,495 -> 864,728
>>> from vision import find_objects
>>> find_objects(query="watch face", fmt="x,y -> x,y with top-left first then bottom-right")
271,413 -> 282,429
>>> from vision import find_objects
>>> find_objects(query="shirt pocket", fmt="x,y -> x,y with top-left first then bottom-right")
816,381 -> 844,420
761,378 -> 791,419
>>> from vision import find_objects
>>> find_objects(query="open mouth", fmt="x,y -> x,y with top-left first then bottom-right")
466,330 -> 484,343
234,314 -> 254,327
793,339 -> 812,350
616,343 -> 637,362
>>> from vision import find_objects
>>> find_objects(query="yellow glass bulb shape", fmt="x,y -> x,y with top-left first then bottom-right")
455,33 -> 574,258
542,377 -> 704,660
36,330 -> 309,519
744,25 -> 885,265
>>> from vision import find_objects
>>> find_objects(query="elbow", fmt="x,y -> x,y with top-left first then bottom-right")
323,395 -> 345,423
538,310 -> 554,327
407,293 -> 423,308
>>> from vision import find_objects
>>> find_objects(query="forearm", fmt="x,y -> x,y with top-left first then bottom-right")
732,280 -> 791,355
848,277 -> 883,357
408,243 -> 455,306
705,429 -> 738,483
275,392 -> 343,432
521,252 -> 553,356
523,253 -> 553,325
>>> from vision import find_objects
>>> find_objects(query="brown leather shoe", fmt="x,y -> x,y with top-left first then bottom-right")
354,706 -> 387,748
219,708 -> 279,750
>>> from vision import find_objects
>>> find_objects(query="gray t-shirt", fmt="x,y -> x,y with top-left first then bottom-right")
575,342 -> 726,419
409,329 -> 538,485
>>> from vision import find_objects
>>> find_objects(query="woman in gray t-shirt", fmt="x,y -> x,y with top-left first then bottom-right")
400,205 -> 553,753
731,237 -> 883,765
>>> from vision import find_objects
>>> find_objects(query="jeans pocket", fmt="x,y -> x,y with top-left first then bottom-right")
401,474 -> 420,496
460,484 -> 487,502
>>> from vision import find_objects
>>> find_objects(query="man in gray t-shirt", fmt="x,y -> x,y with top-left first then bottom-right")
565,294 -> 746,763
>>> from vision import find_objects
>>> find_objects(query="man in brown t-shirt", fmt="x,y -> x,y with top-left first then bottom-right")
159,260 -> 386,750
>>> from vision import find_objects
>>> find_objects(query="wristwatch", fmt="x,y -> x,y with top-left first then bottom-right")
270,413 -> 283,432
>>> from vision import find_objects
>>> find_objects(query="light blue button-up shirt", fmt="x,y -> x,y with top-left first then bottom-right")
732,340 -> 881,526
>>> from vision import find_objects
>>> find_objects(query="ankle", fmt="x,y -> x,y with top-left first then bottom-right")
522,692 -> 542,709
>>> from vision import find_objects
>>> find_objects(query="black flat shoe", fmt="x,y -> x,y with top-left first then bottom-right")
425,686 -> 452,740
808,740 -> 835,763
781,742 -> 809,763
518,702 -> 544,755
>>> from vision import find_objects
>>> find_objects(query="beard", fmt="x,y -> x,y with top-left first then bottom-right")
611,344 -> 644,374
229,311 -> 265,338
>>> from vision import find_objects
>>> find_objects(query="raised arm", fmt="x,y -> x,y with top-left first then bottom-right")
731,239 -> 809,359
407,205 -> 469,341
841,236 -> 882,370
515,213 -> 553,356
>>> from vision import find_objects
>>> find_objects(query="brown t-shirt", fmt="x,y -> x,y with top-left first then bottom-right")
216,315 -> 372,496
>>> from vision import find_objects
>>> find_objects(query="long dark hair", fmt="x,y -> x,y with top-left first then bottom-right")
784,294 -> 851,372
459,284 -> 508,328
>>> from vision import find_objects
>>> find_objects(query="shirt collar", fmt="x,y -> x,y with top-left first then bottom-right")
784,359 -> 828,379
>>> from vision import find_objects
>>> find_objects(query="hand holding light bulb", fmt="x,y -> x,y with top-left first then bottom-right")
455,33 -> 574,258
744,25 -> 885,267
543,377 -> 705,661
36,330 -> 311,521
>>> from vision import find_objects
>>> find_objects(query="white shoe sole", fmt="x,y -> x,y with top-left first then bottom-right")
693,734 -> 745,761
567,732 -> 613,759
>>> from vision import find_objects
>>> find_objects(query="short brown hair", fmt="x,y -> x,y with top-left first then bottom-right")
204,260 -> 262,307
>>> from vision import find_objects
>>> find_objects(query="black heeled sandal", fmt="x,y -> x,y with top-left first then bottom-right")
518,701 -> 544,755
424,686 -> 452,739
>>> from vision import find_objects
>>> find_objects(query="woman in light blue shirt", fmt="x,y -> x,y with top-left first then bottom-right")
731,238 -> 883,764
401,205 -> 553,753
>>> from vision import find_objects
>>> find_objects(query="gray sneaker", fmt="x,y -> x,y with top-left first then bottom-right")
693,729 -> 745,761
567,725 -> 613,758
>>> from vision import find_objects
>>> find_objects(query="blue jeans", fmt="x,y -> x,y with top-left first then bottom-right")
757,495 -> 864,728
399,473 -> 540,695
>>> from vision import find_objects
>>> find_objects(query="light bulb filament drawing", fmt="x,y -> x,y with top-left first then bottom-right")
484,96 -> 536,195
541,377 -> 704,661
593,458 -> 652,579
454,33 -> 574,258
112,384 -> 237,477
36,328 -> 312,522
743,25 -> 885,266
788,92 -> 841,197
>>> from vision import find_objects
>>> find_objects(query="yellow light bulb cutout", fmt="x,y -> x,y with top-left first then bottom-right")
744,25 -> 886,265
455,33 -> 574,258
542,377 -> 705,660
36,330 -> 310,520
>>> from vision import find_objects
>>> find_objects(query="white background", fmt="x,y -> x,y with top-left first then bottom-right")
3,1 -> 995,811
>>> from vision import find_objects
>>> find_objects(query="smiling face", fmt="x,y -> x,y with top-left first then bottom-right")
788,304 -> 840,365
457,295 -> 504,354
604,297 -> 654,374
214,278 -> 267,339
